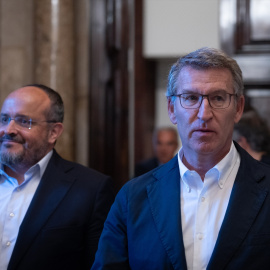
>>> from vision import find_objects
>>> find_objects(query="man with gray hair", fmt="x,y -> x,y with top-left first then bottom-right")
92,47 -> 270,269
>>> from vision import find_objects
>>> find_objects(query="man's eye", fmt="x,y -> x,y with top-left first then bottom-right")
1,116 -> 9,123
16,117 -> 29,125
212,95 -> 225,102
185,95 -> 199,101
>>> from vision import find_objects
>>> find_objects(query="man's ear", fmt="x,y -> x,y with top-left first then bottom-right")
168,97 -> 177,125
234,95 -> 245,124
48,123 -> 64,144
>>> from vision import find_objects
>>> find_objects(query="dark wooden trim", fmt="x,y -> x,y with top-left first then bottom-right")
89,0 -> 156,190
134,0 -> 156,164
89,0 -> 132,191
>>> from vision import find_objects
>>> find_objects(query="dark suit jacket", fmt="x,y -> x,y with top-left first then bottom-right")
134,157 -> 159,177
7,150 -> 115,270
261,154 -> 270,166
92,143 -> 270,269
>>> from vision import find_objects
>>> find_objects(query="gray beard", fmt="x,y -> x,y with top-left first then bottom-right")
0,151 -> 24,167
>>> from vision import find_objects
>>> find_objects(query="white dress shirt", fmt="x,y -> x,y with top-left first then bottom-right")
178,143 -> 240,270
0,150 -> 53,270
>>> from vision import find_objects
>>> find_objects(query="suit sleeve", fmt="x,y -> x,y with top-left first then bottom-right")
91,186 -> 130,269
85,176 -> 115,268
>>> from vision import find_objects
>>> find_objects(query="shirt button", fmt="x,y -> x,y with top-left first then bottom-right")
197,233 -> 203,240
201,197 -> 205,202
6,241 -> 11,246
9,213 -> 15,217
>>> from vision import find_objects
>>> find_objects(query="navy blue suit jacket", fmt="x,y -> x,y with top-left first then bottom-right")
7,150 -> 114,270
92,143 -> 270,269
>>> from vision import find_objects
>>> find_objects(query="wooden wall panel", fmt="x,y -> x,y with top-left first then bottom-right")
89,0 -> 156,190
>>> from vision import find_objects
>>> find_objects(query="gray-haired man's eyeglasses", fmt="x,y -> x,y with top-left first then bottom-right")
172,91 -> 237,109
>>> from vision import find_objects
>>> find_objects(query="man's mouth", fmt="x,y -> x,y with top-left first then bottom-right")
0,136 -> 23,145
194,128 -> 213,132
192,128 -> 216,137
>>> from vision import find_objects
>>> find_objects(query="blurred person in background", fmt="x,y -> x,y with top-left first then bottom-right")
233,110 -> 270,165
135,126 -> 179,176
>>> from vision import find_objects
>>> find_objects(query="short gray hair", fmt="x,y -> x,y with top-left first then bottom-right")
166,47 -> 244,102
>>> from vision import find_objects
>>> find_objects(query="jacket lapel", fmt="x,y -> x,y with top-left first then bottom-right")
207,145 -> 268,270
147,156 -> 188,270
8,151 -> 76,270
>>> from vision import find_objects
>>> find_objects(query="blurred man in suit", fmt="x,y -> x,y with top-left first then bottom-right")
0,84 -> 114,270
135,127 -> 179,176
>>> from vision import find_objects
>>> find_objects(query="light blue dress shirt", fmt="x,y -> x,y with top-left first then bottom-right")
0,150 -> 53,270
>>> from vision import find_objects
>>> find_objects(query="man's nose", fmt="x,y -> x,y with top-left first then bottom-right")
197,97 -> 213,121
2,119 -> 18,134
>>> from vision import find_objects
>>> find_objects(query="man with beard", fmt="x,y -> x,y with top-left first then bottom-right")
0,84 -> 114,270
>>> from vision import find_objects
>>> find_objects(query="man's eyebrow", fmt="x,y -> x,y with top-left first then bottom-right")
0,113 -> 30,118
180,89 -> 199,94
181,89 -> 228,94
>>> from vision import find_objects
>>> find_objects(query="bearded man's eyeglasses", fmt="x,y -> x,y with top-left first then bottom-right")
172,91 -> 237,109
0,114 -> 57,130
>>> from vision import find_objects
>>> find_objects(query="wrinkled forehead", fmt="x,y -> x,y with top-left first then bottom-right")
1,87 -> 51,117
176,66 -> 234,92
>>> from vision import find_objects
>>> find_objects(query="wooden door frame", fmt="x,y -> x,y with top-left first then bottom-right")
89,0 -> 156,190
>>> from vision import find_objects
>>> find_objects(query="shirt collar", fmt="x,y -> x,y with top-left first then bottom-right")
178,142 -> 239,191
36,150 -> 53,179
